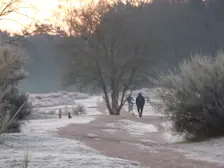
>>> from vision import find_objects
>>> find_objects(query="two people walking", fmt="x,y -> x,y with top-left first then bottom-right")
126,93 -> 145,118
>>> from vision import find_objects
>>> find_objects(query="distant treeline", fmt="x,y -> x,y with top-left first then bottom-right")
110,0 -> 224,70
1,0 -> 224,92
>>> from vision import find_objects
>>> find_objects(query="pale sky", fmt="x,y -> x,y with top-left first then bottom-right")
0,0 -> 148,33
0,0 -> 101,33
0,0 -> 63,33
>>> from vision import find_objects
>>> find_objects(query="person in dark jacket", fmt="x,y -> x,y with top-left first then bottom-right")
136,93 -> 145,117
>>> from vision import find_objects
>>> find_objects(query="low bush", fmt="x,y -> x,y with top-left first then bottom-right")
72,104 -> 86,115
0,44 -> 30,134
4,88 -> 32,120
152,52 -> 224,140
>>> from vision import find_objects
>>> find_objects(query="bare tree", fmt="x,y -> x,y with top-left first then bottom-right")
0,0 -> 37,26
0,0 -> 38,45
0,0 -> 24,18
61,1 -> 152,115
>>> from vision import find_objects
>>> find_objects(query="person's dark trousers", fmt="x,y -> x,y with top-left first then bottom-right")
137,106 -> 144,117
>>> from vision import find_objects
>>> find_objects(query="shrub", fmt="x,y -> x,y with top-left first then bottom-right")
152,52 -> 224,140
72,104 -> 86,115
0,88 -> 31,133
0,44 -> 29,133
4,88 -> 32,120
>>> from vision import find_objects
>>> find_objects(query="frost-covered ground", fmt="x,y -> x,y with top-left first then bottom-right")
29,92 -> 89,108
0,117 -> 139,168
28,90 -> 224,165
160,121 -> 185,143
29,92 -> 102,117
0,134 -> 139,168
176,137 -> 224,164
106,119 -> 158,136
1,90 -> 224,167
29,90 -> 162,117
0,92 -> 141,168
160,121 -> 224,164
21,117 -> 96,134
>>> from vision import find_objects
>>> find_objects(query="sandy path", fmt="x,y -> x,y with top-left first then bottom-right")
58,114 -> 223,168
57,101 -> 223,168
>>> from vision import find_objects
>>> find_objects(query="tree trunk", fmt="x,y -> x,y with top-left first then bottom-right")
105,101 -> 121,115
110,91 -> 120,115
103,90 -> 121,115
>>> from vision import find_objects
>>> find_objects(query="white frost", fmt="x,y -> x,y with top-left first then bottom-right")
0,133 -> 139,168
75,96 -> 102,116
161,122 -> 224,164
176,137 -> 224,164
107,119 -> 158,136
163,132 -> 184,143
29,92 -> 102,116
0,110 -> 139,168
21,116 -> 96,134
160,121 -> 185,143
29,92 -> 89,108
102,128 -> 117,134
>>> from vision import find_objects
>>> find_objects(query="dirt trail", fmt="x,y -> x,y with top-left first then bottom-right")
58,102 -> 223,168
59,117 -> 223,167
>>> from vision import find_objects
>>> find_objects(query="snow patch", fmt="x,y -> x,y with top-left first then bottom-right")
160,121 -> 185,143
87,133 -> 100,139
163,132 -> 184,143
29,92 -> 102,116
21,116 -> 96,134
137,144 -> 158,154
32,105 -> 79,116
0,134 -> 139,168
140,139 -> 158,144
161,121 -> 224,164
75,96 -> 102,116
107,119 -> 158,136
120,141 -> 158,154
0,108 -> 139,168
102,128 -> 117,134
176,137 -> 224,164
29,92 -> 88,108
